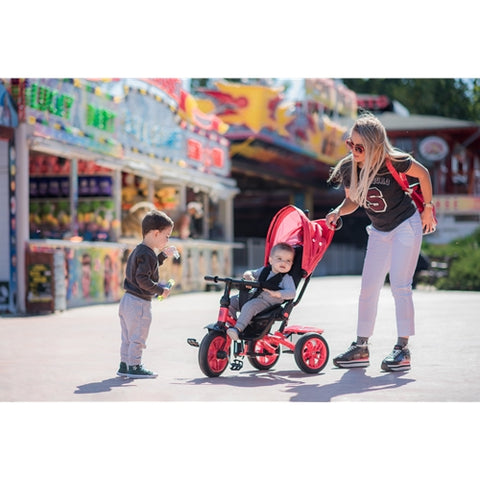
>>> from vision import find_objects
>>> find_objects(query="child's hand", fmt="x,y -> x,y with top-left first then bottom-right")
163,246 -> 180,258
264,289 -> 282,298
243,271 -> 255,281
161,287 -> 171,299
158,279 -> 175,301
242,271 -> 255,289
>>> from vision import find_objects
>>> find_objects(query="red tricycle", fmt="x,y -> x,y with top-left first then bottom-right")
187,205 -> 339,377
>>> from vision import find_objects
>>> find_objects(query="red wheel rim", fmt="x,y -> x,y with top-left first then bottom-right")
207,336 -> 229,373
301,337 -> 327,368
254,339 -> 279,366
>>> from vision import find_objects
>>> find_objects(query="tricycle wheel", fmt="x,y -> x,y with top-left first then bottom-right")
198,331 -> 231,377
294,333 -> 329,374
247,338 -> 281,370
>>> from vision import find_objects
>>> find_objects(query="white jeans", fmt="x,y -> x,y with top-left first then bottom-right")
357,211 -> 423,339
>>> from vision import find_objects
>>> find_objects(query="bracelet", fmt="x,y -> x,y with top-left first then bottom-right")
329,208 -> 341,216
423,201 -> 434,208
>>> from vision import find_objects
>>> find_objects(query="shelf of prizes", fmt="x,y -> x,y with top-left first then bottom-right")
25,154 -> 239,313
29,154 -> 120,242
25,238 -> 237,313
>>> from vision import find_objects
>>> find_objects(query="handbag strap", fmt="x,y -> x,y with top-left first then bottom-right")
385,158 -> 413,194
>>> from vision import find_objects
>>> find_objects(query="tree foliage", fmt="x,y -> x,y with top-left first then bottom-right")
341,78 -> 480,122
421,227 -> 480,291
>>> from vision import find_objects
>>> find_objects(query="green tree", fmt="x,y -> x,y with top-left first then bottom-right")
342,78 -> 479,121
468,78 -> 480,121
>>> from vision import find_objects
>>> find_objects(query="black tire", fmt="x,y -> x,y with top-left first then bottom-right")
247,338 -> 281,370
198,331 -> 230,377
294,333 -> 329,374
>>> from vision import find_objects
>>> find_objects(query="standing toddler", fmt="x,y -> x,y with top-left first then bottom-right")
117,210 -> 177,378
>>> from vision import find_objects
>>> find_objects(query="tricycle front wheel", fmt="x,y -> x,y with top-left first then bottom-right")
198,331 -> 231,377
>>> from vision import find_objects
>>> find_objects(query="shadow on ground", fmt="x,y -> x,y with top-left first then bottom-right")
286,368 -> 415,401
178,367 -> 415,401
74,377 -> 135,394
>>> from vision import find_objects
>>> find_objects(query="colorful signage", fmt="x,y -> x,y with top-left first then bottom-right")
121,82 -> 230,176
196,81 -> 349,165
25,79 -> 123,158
419,136 -> 449,162
433,195 -> 480,213
24,78 -> 231,178
0,82 -> 18,127
305,78 -> 358,118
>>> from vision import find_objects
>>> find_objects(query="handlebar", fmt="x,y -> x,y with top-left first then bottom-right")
204,275 -> 261,289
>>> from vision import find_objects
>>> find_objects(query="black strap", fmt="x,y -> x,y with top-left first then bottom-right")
238,266 -> 285,308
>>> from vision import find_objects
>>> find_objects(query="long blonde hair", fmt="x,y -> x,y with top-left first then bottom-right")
328,112 -> 410,207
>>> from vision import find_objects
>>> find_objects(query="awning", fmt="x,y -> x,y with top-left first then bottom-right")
29,136 -> 238,199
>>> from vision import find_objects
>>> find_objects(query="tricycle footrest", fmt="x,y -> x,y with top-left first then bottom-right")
230,359 -> 244,371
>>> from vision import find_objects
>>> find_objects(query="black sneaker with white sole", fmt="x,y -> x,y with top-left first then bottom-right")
116,361 -> 128,377
125,364 -> 158,378
333,342 -> 370,368
381,345 -> 411,372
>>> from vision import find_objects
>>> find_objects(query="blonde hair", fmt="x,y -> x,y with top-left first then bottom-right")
328,112 -> 410,207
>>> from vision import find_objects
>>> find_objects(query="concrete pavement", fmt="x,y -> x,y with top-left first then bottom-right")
1,275 -> 479,402
2,275 -> 479,480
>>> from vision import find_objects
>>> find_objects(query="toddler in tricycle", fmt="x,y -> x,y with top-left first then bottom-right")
226,242 -> 297,341
187,205 -> 339,377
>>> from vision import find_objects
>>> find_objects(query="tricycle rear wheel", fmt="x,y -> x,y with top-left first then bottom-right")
294,333 -> 329,374
247,338 -> 281,370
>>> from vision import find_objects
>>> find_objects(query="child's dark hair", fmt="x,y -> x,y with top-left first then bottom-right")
142,210 -> 174,237
271,242 -> 295,255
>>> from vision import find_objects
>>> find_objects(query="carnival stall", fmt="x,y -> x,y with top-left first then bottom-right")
192,79 -> 354,245
3,78 -> 239,314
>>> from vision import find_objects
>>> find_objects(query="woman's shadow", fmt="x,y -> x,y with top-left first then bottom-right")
286,368 -> 416,402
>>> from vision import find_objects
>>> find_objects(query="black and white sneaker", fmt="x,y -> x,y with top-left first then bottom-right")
381,345 -> 411,372
333,342 -> 370,368
125,364 -> 158,378
116,361 -> 128,377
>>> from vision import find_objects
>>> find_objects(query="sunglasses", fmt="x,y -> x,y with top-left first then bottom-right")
345,138 -> 365,155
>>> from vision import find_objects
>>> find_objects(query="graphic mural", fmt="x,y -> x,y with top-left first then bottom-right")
193,80 -> 353,166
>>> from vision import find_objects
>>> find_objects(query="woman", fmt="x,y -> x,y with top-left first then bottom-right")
326,112 -> 437,372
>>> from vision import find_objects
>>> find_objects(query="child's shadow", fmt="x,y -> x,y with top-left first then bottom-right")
286,368 -> 416,402
74,377 -> 134,395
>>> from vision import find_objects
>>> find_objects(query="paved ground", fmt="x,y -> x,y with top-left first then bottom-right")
2,275 -> 479,402
1,276 -> 479,478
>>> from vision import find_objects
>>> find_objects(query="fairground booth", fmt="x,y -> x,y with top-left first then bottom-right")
0,79 -> 238,314
192,79 -> 356,273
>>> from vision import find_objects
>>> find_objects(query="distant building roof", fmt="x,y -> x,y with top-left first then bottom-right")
355,93 -> 480,133
376,112 -> 480,133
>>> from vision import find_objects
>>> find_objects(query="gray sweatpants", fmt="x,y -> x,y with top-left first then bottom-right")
229,293 -> 281,332
119,292 -> 153,366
